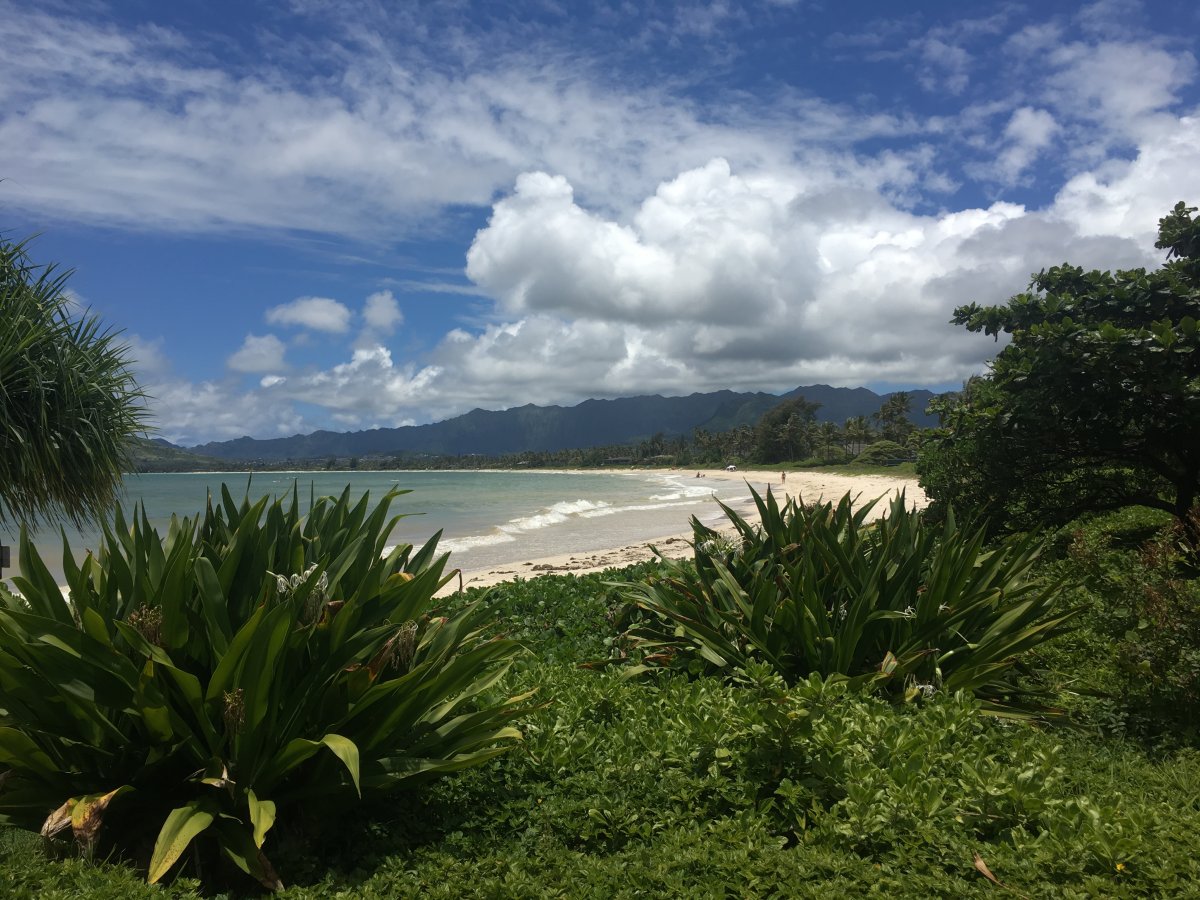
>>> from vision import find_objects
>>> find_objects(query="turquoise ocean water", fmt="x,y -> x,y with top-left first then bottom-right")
1,470 -> 740,584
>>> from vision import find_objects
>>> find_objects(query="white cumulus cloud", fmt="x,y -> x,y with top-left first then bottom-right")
265,297 -> 352,333
227,333 -> 287,373
993,107 -> 1060,182
363,290 -> 403,333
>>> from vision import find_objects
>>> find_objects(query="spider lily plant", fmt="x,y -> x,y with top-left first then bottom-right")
619,488 -> 1079,718
0,485 -> 532,890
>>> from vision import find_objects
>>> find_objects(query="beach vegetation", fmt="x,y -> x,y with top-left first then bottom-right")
0,235 -> 144,528
1047,505 -> 1200,743
0,487 -> 530,891
618,488 -> 1079,717
10,209 -> 1200,895
918,201 -> 1200,540
851,438 -> 911,465
871,391 -> 916,444
751,396 -> 820,463
3,538 -> 1200,896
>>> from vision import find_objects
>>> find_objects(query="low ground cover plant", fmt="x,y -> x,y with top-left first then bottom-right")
619,488 -> 1079,716
242,660 -> 1197,897
0,486 -> 531,890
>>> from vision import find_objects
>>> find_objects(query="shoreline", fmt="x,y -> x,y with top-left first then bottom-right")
18,467 -> 924,598
438,467 -> 926,595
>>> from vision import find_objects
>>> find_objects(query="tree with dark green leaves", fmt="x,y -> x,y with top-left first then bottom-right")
918,202 -> 1200,538
843,415 -> 876,455
1,236 -> 145,528
873,391 -> 915,444
753,396 -> 819,463
815,420 -> 844,461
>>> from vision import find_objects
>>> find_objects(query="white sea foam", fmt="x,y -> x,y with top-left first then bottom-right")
434,491 -> 715,558
581,499 -> 704,517
438,532 -> 518,554
648,473 -> 720,502
501,498 -> 611,533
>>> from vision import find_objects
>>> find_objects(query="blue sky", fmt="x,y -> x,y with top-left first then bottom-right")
4,0 -> 1199,445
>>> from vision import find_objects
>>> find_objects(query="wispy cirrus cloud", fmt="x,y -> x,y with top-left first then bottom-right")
0,4 -> 944,241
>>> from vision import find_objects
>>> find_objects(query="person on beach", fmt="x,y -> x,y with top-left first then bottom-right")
781,471 -> 787,484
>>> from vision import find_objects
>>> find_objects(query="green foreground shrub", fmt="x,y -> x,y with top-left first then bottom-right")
5,512 -> 1200,897
3,562 -> 1200,896
0,486 -> 531,890
620,489 -> 1079,715
1054,507 -> 1200,743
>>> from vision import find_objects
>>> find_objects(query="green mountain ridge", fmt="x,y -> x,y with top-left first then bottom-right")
127,438 -> 233,472
178,384 -> 938,463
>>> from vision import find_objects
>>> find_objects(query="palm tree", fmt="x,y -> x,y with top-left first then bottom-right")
1,236 -> 145,529
873,392 -> 915,444
844,416 -> 875,456
817,421 -> 841,460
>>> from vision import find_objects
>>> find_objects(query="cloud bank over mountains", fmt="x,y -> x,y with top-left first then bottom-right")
2,1 -> 1199,443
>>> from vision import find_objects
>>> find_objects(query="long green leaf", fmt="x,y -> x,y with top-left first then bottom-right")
147,799 -> 216,884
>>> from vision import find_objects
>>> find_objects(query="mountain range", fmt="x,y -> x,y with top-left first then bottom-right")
182,385 -> 939,463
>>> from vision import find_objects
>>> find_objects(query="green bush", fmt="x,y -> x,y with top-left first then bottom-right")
0,486 -> 531,890
5,599 -> 1200,896
852,439 -> 910,465
1061,510 -> 1200,743
441,560 -> 667,666
792,446 -> 855,467
619,488 -> 1079,716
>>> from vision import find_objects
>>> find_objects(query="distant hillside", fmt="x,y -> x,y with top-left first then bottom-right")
187,385 -> 940,463
783,385 -> 938,426
128,437 -> 232,472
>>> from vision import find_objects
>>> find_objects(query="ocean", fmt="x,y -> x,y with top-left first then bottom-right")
0,470 -> 741,584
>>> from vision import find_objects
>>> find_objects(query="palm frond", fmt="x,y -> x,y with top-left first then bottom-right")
0,235 -> 146,528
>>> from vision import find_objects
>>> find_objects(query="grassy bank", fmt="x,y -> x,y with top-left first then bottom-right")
3,515 -> 1198,897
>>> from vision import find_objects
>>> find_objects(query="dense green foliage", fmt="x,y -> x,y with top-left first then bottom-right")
871,391 -> 916,444
1044,507 -> 1200,744
3,537 -> 1200,896
851,438 -> 910,465
0,236 -> 144,528
750,396 -> 819,463
0,487 -> 530,890
919,202 -> 1200,536
619,489 -> 1078,716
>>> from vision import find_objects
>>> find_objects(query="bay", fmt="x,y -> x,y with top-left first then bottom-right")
1,470 -> 738,584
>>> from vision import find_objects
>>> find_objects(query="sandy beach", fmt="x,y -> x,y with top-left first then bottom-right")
438,468 -> 926,595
